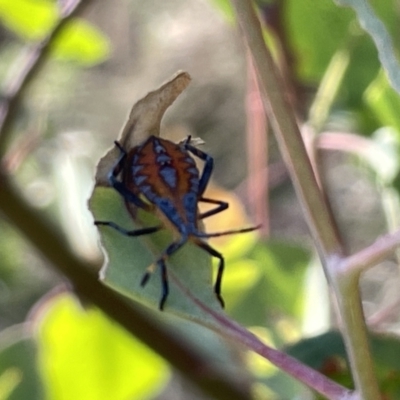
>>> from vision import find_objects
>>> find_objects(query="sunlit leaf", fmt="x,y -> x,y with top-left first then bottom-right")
365,70 -> 400,133
0,0 -> 58,40
35,294 -> 169,400
52,19 -> 110,66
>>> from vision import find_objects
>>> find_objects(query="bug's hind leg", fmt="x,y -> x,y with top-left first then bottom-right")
193,239 -> 225,308
141,238 -> 187,310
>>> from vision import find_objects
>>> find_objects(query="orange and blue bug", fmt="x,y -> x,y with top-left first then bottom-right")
95,135 -> 259,310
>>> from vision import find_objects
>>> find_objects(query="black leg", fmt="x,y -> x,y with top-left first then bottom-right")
198,224 -> 261,238
194,239 -> 225,308
94,221 -> 161,237
198,197 -> 229,220
183,140 -> 214,196
140,238 -> 187,310
159,259 -> 169,311
108,141 -> 149,210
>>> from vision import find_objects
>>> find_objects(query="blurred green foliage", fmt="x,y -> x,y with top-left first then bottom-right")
1,0 -> 400,399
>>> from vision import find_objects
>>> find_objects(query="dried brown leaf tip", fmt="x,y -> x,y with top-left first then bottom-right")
95,71 -> 192,186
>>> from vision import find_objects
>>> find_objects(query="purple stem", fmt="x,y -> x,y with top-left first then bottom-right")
170,273 -> 355,400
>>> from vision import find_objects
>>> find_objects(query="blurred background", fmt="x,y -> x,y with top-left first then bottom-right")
1,0 -> 400,399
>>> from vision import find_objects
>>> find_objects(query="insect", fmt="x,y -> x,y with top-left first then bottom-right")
95,135 -> 259,310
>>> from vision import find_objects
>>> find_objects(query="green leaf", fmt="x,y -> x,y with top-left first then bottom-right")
0,326 -> 44,400
226,241 -> 310,329
287,330 -> 400,398
90,187 -> 224,322
52,19 -> 110,66
209,0 -> 235,22
334,0 -> 400,95
35,294 -> 169,400
285,0 -> 354,82
0,0 -> 58,40
365,69 -> 400,132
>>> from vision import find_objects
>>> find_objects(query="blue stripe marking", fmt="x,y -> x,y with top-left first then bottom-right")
156,153 -> 172,164
134,175 -> 147,185
189,178 -> 199,192
187,167 -> 198,176
183,192 -> 197,225
141,185 -> 156,200
185,156 -> 195,165
153,139 -> 166,154
132,165 -> 143,175
159,166 -> 177,188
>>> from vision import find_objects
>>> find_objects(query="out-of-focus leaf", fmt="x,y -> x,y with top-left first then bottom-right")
209,0 -> 235,22
284,0 -> 353,82
334,0 -> 400,95
285,0 -> 381,122
365,70 -> 400,133
227,241 -> 310,330
0,0 -> 58,40
52,19 -> 110,66
0,326 -> 44,400
287,330 -> 400,398
35,294 -> 170,400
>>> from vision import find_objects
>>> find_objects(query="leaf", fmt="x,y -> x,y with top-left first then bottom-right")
209,0 -> 235,22
226,241 -> 311,330
34,294 -> 169,400
0,326 -> 44,400
51,19 -> 110,66
287,330 -> 400,398
285,0 -> 354,82
365,70 -> 400,133
91,187 -> 222,319
89,72 -> 230,322
334,0 -> 400,95
0,0 -> 58,41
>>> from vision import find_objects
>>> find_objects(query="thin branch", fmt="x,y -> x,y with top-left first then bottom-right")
338,228 -> 400,276
170,273 -> 356,400
229,1 -> 381,399
0,172 -> 252,400
0,0 -> 93,157
245,52 -> 269,235
229,0 -> 343,259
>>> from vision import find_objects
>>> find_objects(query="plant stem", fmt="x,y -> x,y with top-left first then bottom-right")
229,1 -> 381,399
229,0 -> 342,257
171,273 -> 356,400
331,270 -> 379,400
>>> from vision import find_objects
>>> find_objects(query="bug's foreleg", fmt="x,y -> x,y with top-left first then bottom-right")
184,141 -> 214,196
